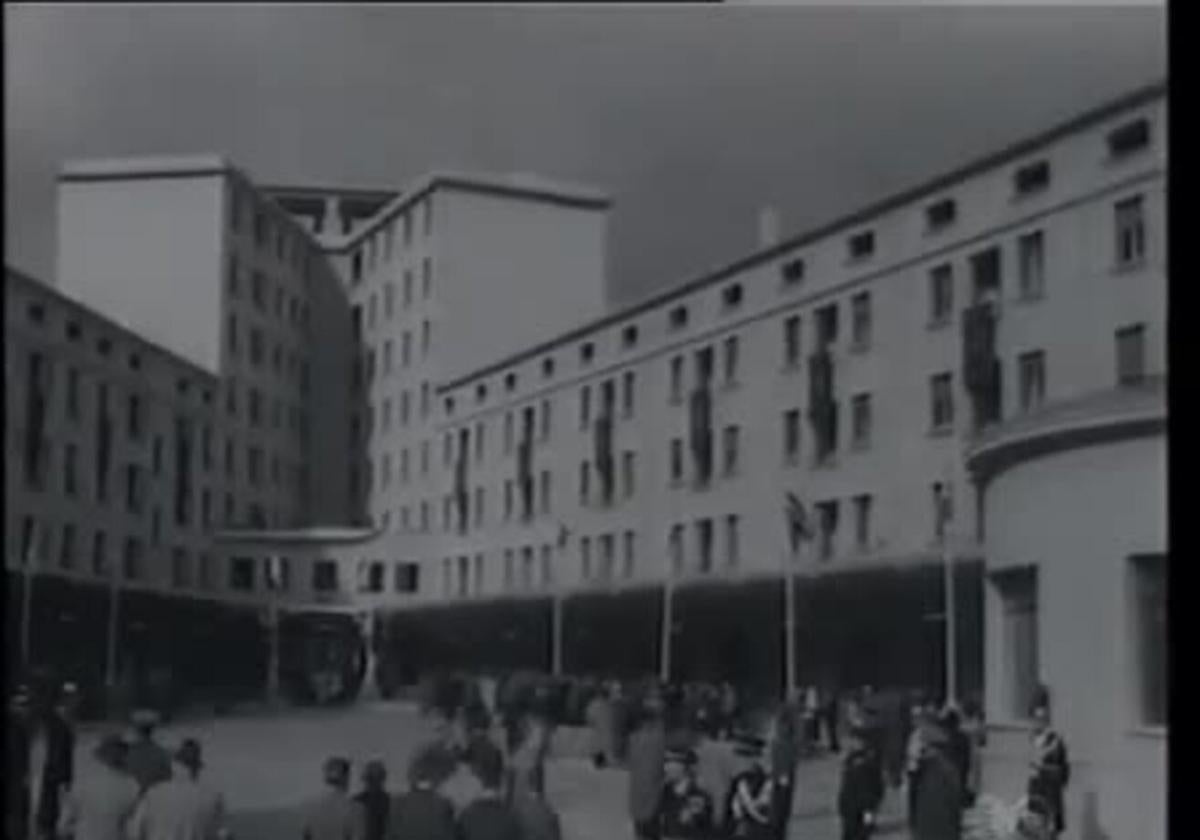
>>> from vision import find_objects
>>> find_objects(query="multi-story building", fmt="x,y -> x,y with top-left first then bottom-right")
6,79 -> 1165,838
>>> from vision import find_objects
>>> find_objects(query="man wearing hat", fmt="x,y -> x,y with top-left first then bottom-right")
1027,690 -> 1069,838
302,756 -> 362,840
837,722 -> 884,840
659,745 -> 713,840
57,734 -> 140,840
36,681 -> 80,839
628,693 -> 667,840
353,759 -> 390,840
125,709 -> 173,795
128,738 -> 229,840
386,743 -> 458,840
8,685 -> 35,840
723,732 -> 776,840
909,720 -> 964,840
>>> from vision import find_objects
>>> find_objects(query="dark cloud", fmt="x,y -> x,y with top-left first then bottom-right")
4,5 -> 1165,304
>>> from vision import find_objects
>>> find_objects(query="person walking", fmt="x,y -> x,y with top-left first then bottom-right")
938,707 -> 973,809
353,760 -> 390,840
36,682 -> 79,840
511,777 -> 563,840
128,738 -> 229,840
507,705 -> 551,805
723,732 -> 776,840
125,710 -> 173,795
586,686 -> 616,769
301,757 -> 363,840
1027,693 -> 1070,839
56,734 -> 140,840
837,723 -> 885,840
456,740 -> 523,840
910,724 -> 963,840
659,746 -> 714,840
768,702 -> 800,840
720,683 -> 739,741
628,694 -> 667,840
822,684 -> 842,755
959,697 -> 986,806
694,719 -> 737,835
904,703 -> 933,829
8,685 -> 36,840
385,744 -> 457,840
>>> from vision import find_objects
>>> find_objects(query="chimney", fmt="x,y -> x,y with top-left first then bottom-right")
758,206 -> 781,249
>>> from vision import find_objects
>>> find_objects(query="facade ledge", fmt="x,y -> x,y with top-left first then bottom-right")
965,379 -> 1166,485
211,525 -> 385,546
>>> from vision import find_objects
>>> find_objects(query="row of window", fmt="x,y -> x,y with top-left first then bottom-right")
231,186 -> 316,276
353,258 -> 435,330
349,200 -> 435,284
226,313 -> 310,388
226,256 -> 311,330
224,378 -> 308,439
354,322 -> 433,389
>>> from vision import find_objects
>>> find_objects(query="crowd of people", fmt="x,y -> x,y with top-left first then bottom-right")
4,673 -> 1071,840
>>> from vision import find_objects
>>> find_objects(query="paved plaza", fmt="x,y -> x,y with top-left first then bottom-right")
60,702 -> 910,840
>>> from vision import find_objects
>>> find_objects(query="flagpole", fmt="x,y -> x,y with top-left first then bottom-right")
784,540 -> 797,701
659,546 -> 674,684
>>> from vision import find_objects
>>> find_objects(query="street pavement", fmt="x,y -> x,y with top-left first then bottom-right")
64,701 -> 910,840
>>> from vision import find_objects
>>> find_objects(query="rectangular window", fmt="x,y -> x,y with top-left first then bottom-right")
848,230 -> 875,260
622,371 -> 636,418
669,305 -> 689,331
851,292 -> 872,350
1130,554 -> 1166,727
580,462 -> 591,504
66,367 -> 81,422
854,494 -> 872,551
817,501 -> 839,561
1107,117 -> 1151,158
59,523 -> 76,570
723,336 -> 739,385
422,258 -> 432,299
816,303 -> 838,348
1115,196 -> 1146,267
670,438 -> 684,483
1013,160 -> 1051,196
127,394 -> 144,440
670,355 -> 684,403
599,535 -> 615,582
171,548 -> 190,588
504,480 -> 514,520
696,519 -> 714,573
926,198 -> 957,231
929,264 -> 954,326
1116,324 -> 1147,386
669,525 -> 684,576
930,373 -> 954,431
725,515 -> 740,568
1017,231 -> 1045,300
721,283 -> 743,311
580,386 -> 591,429
64,445 -> 78,497
852,393 -> 872,449
781,257 -> 805,287
92,530 -> 108,576
580,539 -> 592,582
723,425 -> 740,476
783,315 -> 801,368
313,560 -> 339,592
623,532 -> 635,579
1018,350 -> 1046,414
996,569 -> 1039,719
623,451 -> 636,499
783,409 -> 801,463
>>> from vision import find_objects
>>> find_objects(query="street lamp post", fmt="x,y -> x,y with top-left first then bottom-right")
940,481 -> 958,708
784,542 -> 798,700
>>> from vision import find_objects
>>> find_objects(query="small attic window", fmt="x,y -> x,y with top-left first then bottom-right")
622,325 -> 639,349
722,283 -> 744,310
1014,160 -> 1051,196
476,383 -> 488,404
669,305 -> 689,331
781,258 -> 805,287
542,357 -> 556,379
505,373 -> 518,392
848,231 -> 875,260
1107,118 -> 1151,158
925,198 -> 957,231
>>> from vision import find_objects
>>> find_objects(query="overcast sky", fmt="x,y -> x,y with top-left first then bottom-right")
5,4 -> 1165,305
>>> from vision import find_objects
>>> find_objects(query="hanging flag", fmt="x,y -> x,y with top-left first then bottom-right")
785,492 -> 814,553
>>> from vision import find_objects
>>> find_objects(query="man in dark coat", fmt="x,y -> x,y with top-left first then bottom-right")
386,744 -> 457,840
628,695 -> 667,840
838,723 -> 885,840
7,685 -> 34,840
1027,696 -> 1070,838
353,759 -> 390,840
769,703 -> 801,840
457,740 -> 523,840
36,682 -> 78,840
910,725 -> 963,840
659,746 -> 714,840
124,709 -> 173,794
724,733 -> 776,840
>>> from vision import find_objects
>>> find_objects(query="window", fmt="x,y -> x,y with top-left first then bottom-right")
783,315 -> 801,368
64,445 -> 78,497
622,451 -> 636,499
722,283 -> 743,310
542,357 -> 556,379
1115,196 -> 1146,267
926,198 -> 957,231
384,282 -> 396,319
723,425 -> 740,476
723,336 -> 739,385
851,393 -> 872,448
1130,554 -> 1166,727
383,341 -> 393,374
579,386 -> 591,429
249,328 -> 264,367
623,532 -> 636,579
781,257 -> 805,287
696,519 -> 714,572
929,264 -> 954,326
1018,350 -> 1046,414
995,568 -> 1039,719
1014,160 -> 1051,196
783,409 -> 801,464
930,373 -> 954,431
932,482 -> 953,541
59,523 -> 76,570
127,394 -> 144,440
854,494 -> 872,551
422,320 -> 432,356
848,230 -> 875,260
503,412 -> 515,455
313,560 -> 339,592
622,371 -> 636,417
66,367 -> 81,421
669,356 -> 684,403
1116,324 -> 1147,386
352,251 -> 365,282
123,538 -> 144,581
171,548 -> 190,588
725,515 -> 740,568
92,530 -> 108,576
817,501 -> 839,561
580,539 -> 592,582
669,525 -> 684,575
623,325 -> 639,349
541,546 -> 553,589
816,303 -> 838,348
850,292 -> 872,350
125,464 -> 143,513
1107,117 -> 1151,158
505,372 -> 518,393
520,547 -> 535,590
252,272 -> 267,310
598,535 -> 615,582
670,439 -> 684,484
540,470 -> 552,515
669,305 -> 689,331
503,480 -> 514,521
579,462 -> 591,504
1017,231 -> 1045,300
580,342 -> 595,365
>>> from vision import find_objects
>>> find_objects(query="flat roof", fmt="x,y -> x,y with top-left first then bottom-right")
438,78 -> 1166,393
59,154 -> 232,182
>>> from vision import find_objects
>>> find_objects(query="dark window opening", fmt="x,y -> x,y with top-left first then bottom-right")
1014,160 -> 1051,195
669,305 -> 689,330
848,231 -> 875,260
1107,118 -> 1151,158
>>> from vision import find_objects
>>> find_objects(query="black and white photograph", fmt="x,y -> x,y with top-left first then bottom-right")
4,3 -> 1167,839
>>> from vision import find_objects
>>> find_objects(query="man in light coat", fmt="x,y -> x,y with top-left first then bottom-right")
128,738 -> 229,840
302,757 -> 364,840
56,734 -> 140,840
